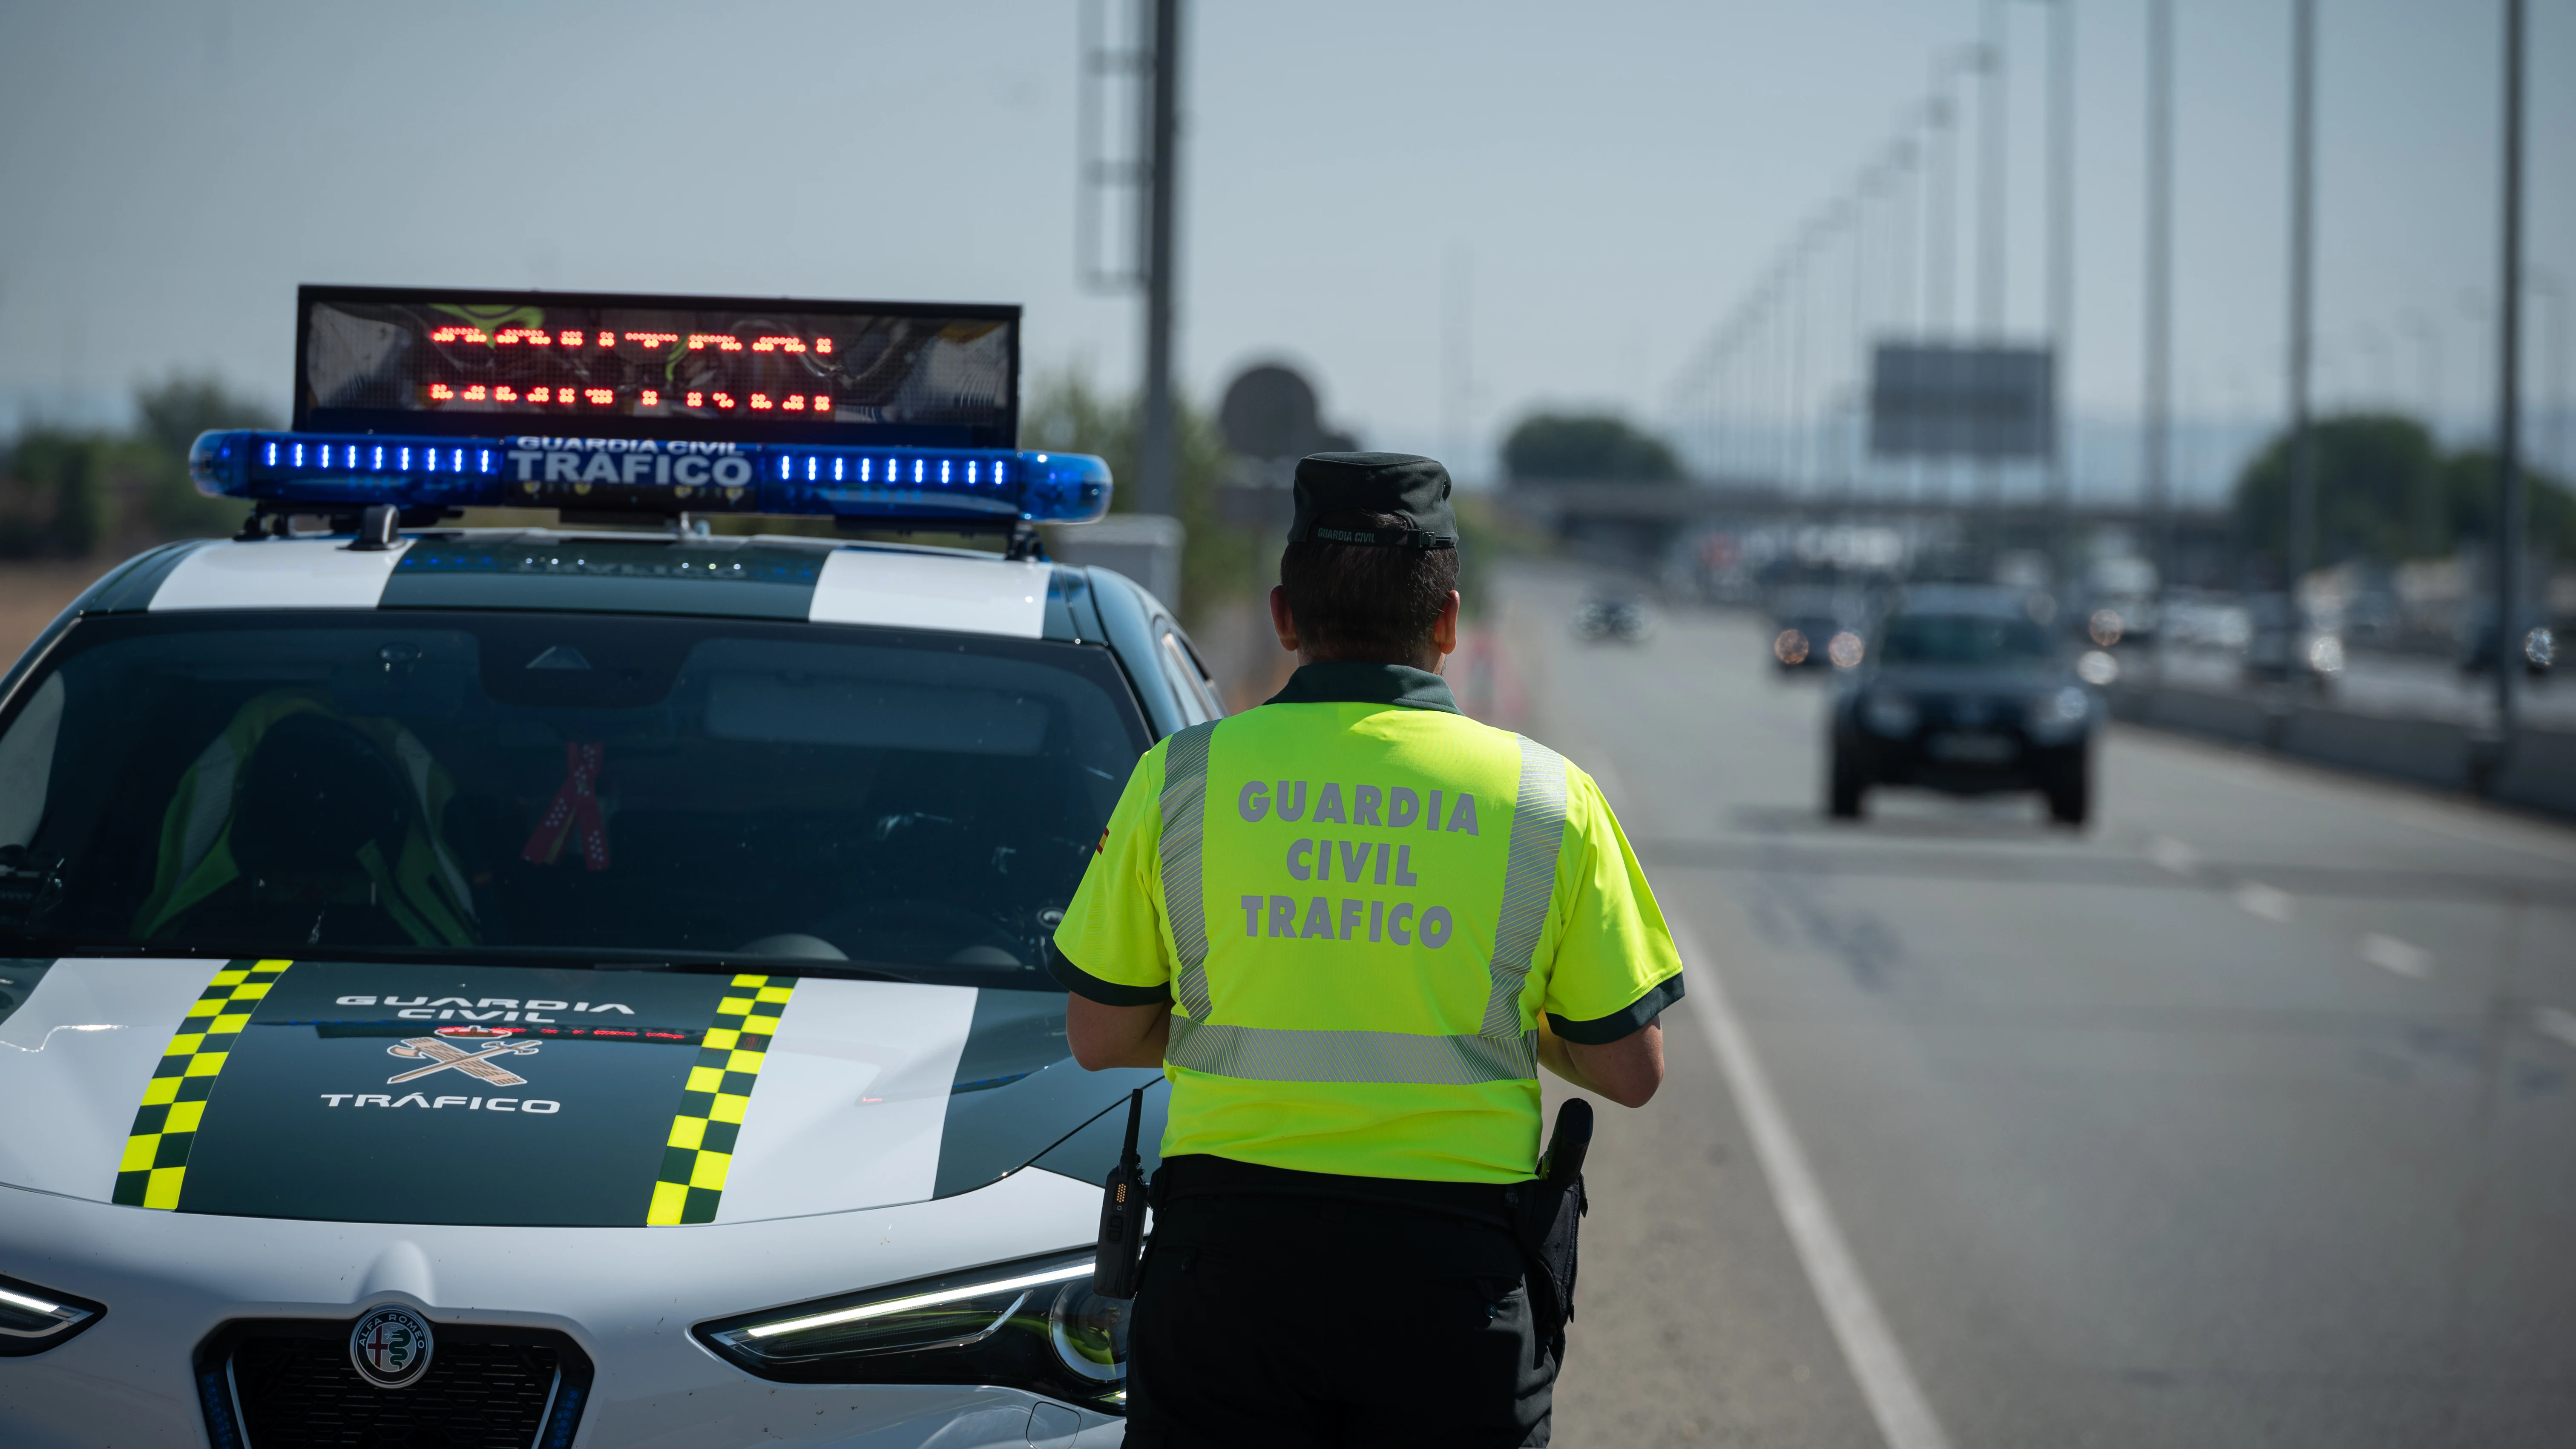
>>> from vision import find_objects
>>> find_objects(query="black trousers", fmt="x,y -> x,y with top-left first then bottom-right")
1122,1191 -> 1557,1449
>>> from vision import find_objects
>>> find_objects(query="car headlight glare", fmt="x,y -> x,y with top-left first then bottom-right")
1862,693 -> 1918,736
1774,628 -> 1810,665
2307,635 -> 2345,674
0,1274 -> 105,1357
696,1249 -> 1128,1409
1827,630 -> 1866,669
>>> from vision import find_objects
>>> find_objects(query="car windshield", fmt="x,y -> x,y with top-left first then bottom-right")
0,611 -> 1149,987
1878,612 -> 2056,666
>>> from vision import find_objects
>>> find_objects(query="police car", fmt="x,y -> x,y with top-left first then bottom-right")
0,288 -> 1221,1448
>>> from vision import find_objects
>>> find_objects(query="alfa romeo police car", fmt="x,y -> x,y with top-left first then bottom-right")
0,288 -> 1222,1448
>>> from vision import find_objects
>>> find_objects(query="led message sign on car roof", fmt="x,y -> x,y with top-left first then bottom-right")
296,286 -> 1019,449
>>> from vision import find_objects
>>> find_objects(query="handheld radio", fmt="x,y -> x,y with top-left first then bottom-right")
1091,1088 -> 1150,1299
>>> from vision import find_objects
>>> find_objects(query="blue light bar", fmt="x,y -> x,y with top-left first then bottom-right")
188,431 -> 1112,526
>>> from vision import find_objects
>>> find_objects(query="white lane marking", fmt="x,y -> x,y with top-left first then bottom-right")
1673,917 -> 1954,1449
2535,1007 -> 2576,1052
2359,933 -> 2434,979
2147,835 -> 2199,874
2233,882 -> 2293,922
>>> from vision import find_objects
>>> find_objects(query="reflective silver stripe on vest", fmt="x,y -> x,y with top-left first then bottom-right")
1167,1016 -> 1537,1086
1481,737 -> 1567,1037
1158,730 -> 1569,1087
1159,721 -> 1220,1020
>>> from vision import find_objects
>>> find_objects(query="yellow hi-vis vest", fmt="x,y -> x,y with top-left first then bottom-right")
1051,663 -> 1683,1184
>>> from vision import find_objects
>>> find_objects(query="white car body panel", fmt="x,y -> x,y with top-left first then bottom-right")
714,977 -> 978,1224
810,549 -> 1048,638
0,958 -> 211,1199
147,538 -> 416,611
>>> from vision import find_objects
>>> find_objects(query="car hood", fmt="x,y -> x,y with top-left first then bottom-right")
0,957 -> 1156,1228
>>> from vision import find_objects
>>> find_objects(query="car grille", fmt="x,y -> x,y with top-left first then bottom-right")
196,1319 -> 591,1449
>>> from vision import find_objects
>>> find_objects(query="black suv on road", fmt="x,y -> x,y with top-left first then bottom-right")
1827,586 -> 2100,826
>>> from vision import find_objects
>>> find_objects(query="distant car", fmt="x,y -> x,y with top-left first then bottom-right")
2457,608 -> 2556,679
1768,588 -> 1866,673
2239,594 -> 2342,690
1574,594 -> 1651,644
1828,587 -> 2099,826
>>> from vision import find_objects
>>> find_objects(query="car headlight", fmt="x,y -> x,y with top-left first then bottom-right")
1862,693 -> 1919,737
0,1273 -> 105,1357
2076,649 -> 2121,686
2025,685 -> 2092,740
1774,628 -> 1811,665
694,1248 -> 1127,1409
1826,631 -> 1866,668
2306,634 -> 2345,675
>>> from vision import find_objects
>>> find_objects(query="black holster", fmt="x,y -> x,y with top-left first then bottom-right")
1509,1173 -> 1586,1357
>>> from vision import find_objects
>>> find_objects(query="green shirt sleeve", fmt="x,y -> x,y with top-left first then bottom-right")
1047,742 -> 1176,1007
1538,765 -> 1686,1044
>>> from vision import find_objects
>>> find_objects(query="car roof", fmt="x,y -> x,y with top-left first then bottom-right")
91,529 -> 1081,639
27,527 -> 1220,739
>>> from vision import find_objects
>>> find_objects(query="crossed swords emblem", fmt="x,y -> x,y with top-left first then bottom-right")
385,1035 -> 541,1087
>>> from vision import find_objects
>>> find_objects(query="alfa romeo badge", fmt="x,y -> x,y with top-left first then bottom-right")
349,1305 -> 435,1390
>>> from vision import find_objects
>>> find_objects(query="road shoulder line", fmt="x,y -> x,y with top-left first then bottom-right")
1673,916 -> 1954,1449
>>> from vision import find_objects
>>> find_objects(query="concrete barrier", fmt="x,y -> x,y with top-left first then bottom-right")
2492,728 -> 2576,818
2117,683 -> 2575,823
2144,687 -> 2273,746
2280,707 -> 2475,791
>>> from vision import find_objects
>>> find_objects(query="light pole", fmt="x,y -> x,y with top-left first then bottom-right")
2042,0 -> 2074,565
2490,0 -> 2527,749
2144,0 -> 2175,617
1979,1 -> 2007,517
1135,0 -> 1184,519
2286,0 -> 2318,598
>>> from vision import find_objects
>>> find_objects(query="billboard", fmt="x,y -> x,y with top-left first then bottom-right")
1868,343 -> 2055,461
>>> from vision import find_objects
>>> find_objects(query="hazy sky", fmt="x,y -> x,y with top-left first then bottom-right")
1,0 -> 2568,486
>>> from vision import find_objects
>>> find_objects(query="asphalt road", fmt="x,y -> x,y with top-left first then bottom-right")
1510,566 -> 2576,1449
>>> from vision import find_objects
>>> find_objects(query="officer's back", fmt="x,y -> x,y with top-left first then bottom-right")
1052,452 -> 1684,1448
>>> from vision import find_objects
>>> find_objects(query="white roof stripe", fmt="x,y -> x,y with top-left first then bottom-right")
148,538 -> 413,612
808,546 -> 1047,638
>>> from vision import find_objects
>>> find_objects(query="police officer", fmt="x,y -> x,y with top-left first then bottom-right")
1049,452 -> 1684,1448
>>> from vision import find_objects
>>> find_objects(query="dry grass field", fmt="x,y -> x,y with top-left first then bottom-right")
0,561 -> 114,666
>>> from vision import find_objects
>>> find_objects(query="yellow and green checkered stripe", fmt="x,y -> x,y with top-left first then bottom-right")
112,959 -> 290,1210
647,974 -> 798,1226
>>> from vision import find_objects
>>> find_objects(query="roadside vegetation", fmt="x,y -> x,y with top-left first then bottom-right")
0,375 -> 276,560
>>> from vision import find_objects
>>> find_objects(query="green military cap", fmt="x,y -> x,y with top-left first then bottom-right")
1288,452 -> 1458,549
